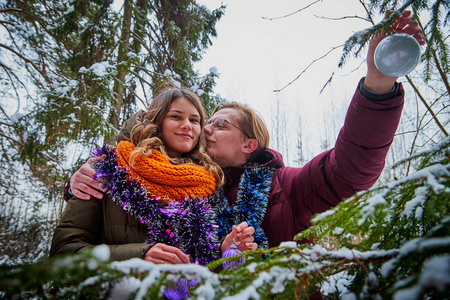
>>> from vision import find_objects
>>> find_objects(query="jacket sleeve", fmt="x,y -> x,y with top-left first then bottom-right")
62,110 -> 146,202
50,197 -> 152,261
289,79 -> 404,232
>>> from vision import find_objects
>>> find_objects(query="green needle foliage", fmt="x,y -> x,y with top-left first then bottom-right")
0,0 -> 225,264
340,0 -> 450,81
1,139 -> 448,299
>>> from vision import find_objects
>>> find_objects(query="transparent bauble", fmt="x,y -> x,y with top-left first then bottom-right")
374,33 -> 422,77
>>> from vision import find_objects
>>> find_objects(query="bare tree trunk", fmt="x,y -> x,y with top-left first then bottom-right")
109,0 -> 133,135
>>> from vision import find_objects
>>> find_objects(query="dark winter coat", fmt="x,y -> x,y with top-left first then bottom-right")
224,81 -> 404,248
50,194 -> 152,260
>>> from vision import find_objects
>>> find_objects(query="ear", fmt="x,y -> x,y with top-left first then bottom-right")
242,138 -> 258,154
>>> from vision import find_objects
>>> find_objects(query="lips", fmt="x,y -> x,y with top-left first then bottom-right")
176,133 -> 192,139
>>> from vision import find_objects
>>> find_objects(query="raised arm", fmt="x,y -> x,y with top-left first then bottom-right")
282,11 -> 425,236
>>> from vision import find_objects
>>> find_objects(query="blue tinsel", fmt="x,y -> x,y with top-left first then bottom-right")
91,146 -> 219,265
214,167 -> 275,249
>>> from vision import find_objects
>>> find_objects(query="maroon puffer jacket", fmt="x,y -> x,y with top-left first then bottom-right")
224,83 -> 404,248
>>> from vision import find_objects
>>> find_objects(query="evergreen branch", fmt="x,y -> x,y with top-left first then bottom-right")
0,43 -> 50,83
0,61 -> 31,100
339,0 -> 418,68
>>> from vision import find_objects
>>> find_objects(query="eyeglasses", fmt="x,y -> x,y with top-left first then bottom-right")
205,118 -> 251,138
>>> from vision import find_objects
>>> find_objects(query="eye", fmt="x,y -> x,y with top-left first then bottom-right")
169,115 -> 180,120
191,118 -> 200,124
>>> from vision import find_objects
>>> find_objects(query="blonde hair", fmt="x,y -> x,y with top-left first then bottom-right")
213,101 -> 270,161
130,88 -> 224,189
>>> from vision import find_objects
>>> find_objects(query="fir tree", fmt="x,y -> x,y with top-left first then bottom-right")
0,0 -> 224,264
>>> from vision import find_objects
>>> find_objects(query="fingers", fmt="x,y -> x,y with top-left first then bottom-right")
237,242 -> 258,252
235,226 -> 255,246
221,222 -> 258,253
70,161 -> 104,200
144,243 -> 190,264
393,11 -> 426,45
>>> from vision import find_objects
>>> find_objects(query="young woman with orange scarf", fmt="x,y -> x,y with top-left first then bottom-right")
50,88 -> 256,266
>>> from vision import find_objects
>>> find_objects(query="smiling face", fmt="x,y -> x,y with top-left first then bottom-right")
160,97 -> 202,158
204,108 -> 250,167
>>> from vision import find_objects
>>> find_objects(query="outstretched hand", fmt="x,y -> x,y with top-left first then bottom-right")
70,155 -> 105,200
365,10 -> 426,94
221,221 -> 258,253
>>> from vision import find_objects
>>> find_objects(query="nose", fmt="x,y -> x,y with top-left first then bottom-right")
204,123 -> 213,135
180,119 -> 192,130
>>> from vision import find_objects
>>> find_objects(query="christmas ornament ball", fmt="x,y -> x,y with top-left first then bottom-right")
374,33 -> 421,77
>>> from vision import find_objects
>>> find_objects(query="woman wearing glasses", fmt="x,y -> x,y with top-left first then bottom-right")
50,88 -> 257,265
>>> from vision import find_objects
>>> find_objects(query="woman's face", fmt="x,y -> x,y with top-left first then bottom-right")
160,97 -> 202,158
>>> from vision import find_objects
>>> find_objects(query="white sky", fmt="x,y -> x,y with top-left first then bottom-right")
195,0 -> 383,165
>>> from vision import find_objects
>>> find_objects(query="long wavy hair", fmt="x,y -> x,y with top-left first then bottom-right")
129,88 -> 224,189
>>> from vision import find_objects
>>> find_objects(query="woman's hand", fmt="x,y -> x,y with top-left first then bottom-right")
221,221 -> 258,253
144,243 -> 190,264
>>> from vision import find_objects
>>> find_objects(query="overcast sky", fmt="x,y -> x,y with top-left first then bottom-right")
195,0 -> 379,165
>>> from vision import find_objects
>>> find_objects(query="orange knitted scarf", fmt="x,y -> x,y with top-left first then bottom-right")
116,140 -> 216,203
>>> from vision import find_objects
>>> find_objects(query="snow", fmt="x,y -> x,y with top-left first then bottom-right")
134,270 -> 161,300
382,236 -> 450,278
401,186 -> 426,219
341,293 -> 358,300
333,227 -> 344,235
279,241 -> 297,248
92,244 -> 110,261
191,85 -> 199,92
387,164 -> 449,192
303,245 -> 328,261
82,275 -> 100,287
320,271 -> 354,296
65,5 -> 74,14
194,280 -> 218,300
9,112 -> 23,124
246,262 -> 258,272
312,209 -> 335,223
172,79 -> 181,88
222,272 -> 272,300
352,28 -> 371,43
108,277 -> 141,300
209,66 -> 219,75
358,195 -> 386,226
393,255 -> 450,300
52,80 -> 77,97
79,62 -> 113,77
269,266 -> 295,294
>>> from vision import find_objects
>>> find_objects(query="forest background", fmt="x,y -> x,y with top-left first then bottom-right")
0,0 -> 449,299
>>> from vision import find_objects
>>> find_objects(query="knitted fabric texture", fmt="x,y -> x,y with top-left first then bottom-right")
116,140 -> 216,202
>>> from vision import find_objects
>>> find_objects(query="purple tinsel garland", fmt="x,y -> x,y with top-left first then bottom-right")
91,145 -> 219,266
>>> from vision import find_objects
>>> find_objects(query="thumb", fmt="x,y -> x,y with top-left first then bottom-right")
221,225 -> 236,253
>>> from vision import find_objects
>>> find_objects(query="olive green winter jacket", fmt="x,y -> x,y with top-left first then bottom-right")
50,194 -> 152,260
